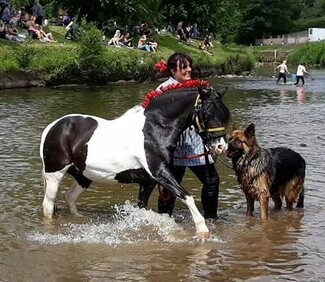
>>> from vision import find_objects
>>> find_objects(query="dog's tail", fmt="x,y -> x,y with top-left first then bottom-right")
297,186 -> 304,208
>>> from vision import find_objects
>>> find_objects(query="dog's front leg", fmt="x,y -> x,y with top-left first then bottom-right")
259,196 -> 269,220
245,194 -> 254,217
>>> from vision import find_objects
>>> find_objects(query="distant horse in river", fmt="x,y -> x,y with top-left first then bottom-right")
40,80 -> 230,239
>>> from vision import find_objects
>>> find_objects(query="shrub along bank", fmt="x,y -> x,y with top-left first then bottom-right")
0,25 -> 255,89
251,41 -> 325,66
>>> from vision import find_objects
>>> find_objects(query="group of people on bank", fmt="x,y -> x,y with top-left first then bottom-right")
0,0 -> 57,43
105,29 -> 158,52
276,60 -> 309,86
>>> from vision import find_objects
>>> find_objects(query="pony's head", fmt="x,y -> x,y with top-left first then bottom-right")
193,84 -> 230,155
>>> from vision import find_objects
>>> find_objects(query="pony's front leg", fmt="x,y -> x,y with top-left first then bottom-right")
155,165 -> 209,240
180,195 -> 209,240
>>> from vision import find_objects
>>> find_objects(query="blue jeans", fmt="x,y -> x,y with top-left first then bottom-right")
138,44 -> 151,52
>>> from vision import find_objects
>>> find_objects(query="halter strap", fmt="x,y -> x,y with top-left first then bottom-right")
193,94 -> 225,134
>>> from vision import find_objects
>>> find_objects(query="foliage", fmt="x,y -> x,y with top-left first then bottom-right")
78,23 -> 104,70
294,16 -> 325,32
288,42 -> 325,66
9,0 -> 325,45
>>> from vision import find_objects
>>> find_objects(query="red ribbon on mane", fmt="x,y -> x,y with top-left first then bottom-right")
141,79 -> 209,108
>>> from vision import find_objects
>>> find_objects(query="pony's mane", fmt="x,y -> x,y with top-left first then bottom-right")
141,79 -> 209,108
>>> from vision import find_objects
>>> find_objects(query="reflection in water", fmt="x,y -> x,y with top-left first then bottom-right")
296,86 -> 305,104
0,77 -> 325,280
279,87 -> 305,104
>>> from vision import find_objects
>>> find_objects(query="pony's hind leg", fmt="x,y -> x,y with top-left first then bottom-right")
65,181 -> 85,216
42,170 -> 65,218
65,166 -> 92,216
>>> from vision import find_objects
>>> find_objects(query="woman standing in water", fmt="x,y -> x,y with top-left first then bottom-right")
154,52 -> 221,219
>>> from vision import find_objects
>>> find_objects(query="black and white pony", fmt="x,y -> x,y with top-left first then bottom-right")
40,80 -> 230,239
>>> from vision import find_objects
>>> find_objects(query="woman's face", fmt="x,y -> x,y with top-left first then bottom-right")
171,60 -> 192,82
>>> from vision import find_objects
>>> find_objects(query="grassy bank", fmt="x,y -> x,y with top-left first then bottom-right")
0,25 -> 255,88
288,42 -> 325,66
251,42 -> 325,66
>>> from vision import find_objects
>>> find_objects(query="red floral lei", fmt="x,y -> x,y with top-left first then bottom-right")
141,79 -> 209,108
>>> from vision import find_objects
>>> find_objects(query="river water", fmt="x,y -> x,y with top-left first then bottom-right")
0,72 -> 324,281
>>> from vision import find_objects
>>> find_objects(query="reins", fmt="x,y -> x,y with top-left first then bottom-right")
175,152 -> 234,169
173,151 -> 209,159
157,154 -> 233,203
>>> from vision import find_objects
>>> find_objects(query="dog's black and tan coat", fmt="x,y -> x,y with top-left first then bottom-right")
227,123 -> 305,220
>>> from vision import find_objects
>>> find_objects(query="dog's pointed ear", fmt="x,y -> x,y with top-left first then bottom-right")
245,123 -> 255,137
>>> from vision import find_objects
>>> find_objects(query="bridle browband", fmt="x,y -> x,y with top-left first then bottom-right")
193,93 -> 225,136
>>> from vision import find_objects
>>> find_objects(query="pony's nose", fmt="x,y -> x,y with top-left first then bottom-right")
214,137 -> 228,154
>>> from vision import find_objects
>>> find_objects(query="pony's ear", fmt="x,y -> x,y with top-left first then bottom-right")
245,123 -> 255,137
198,85 -> 212,99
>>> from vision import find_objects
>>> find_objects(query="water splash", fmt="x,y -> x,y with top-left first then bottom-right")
27,201 -> 187,245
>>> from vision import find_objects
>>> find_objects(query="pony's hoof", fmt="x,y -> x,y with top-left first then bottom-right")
70,211 -> 84,217
195,232 -> 209,242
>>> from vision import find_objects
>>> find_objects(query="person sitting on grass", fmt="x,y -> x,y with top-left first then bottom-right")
107,29 -> 124,47
121,32 -> 133,47
199,35 -> 213,52
137,34 -> 151,52
19,7 -> 31,28
1,3 -> 11,23
35,24 -> 57,42
7,22 -> 26,42
26,15 -> 39,39
0,20 -> 12,40
147,35 -> 158,52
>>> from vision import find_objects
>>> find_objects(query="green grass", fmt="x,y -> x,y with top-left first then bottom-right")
0,25 -> 256,85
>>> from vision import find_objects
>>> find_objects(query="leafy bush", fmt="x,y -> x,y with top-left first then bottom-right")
288,42 -> 325,66
78,24 -> 105,69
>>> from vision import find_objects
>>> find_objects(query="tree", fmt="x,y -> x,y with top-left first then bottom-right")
236,0 -> 294,45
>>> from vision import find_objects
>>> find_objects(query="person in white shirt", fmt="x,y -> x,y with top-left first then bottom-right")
294,63 -> 309,86
275,60 -> 290,83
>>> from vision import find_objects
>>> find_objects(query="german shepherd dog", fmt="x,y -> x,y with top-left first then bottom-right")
227,123 -> 305,220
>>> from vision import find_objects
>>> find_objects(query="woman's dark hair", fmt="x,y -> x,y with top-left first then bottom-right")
167,52 -> 193,76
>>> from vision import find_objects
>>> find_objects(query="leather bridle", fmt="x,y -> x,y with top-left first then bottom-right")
192,94 -> 226,141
